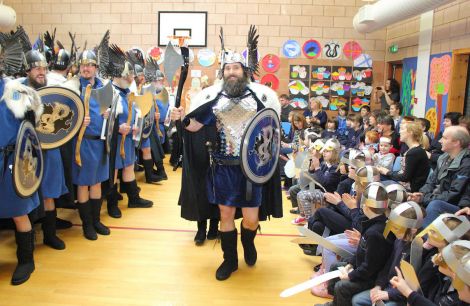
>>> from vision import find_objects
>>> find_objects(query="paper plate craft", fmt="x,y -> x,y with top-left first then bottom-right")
302,39 -> 322,59
332,66 -> 352,81
289,80 -> 309,95
260,74 -> 279,90
343,41 -> 362,60
354,53 -> 373,68
283,40 -> 301,58
147,46 -> 164,64
261,54 -> 280,73
311,66 -> 331,80
330,82 -> 350,96
197,48 -> 216,67
323,41 -> 342,59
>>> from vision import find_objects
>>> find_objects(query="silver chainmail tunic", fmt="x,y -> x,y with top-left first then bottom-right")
212,92 -> 258,157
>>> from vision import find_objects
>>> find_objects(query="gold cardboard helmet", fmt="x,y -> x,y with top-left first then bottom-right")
356,165 -> 380,188
383,201 -> 423,239
440,240 -> 470,290
385,183 -> 408,210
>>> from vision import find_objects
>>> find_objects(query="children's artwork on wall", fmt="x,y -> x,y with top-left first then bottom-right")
311,95 -> 330,110
331,66 -> 352,81
282,40 -> 301,58
290,65 -> 309,79
401,57 -> 418,116
425,52 -> 452,137
323,41 -> 342,59
354,53 -> 373,68
147,46 -> 165,64
260,74 -> 279,90
197,48 -> 216,67
343,41 -> 362,60
302,39 -> 322,59
310,81 -> 330,96
329,96 -> 349,111
330,82 -> 351,97
351,97 -> 371,112
352,68 -> 373,82
289,80 -> 309,95
289,97 -> 309,109
351,82 -> 372,97
261,54 -> 280,73
311,66 -> 331,80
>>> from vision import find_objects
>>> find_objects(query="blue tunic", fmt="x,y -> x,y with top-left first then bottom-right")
0,79 -> 40,218
157,99 -> 168,143
114,86 -> 136,169
72,78 -> 109,186
21,80 -> 68,199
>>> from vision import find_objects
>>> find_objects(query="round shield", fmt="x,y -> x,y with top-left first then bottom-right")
141,104 -> 155,140
36,86 -> 84,150
13,120 -> 44,198
240,108 -> 281,185
106,98 -> 118,154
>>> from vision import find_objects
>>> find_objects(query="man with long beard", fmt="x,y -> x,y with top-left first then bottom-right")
172,40 -> 282,280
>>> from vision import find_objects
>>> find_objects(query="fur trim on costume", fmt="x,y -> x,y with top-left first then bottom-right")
62,76 -> 81,95
113,88 -> 124,117
188,81 -> 280,116
2,80 -> 43,120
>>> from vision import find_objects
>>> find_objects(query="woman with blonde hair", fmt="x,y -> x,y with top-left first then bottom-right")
305,97 -> 327,129
378,122 -> 430,192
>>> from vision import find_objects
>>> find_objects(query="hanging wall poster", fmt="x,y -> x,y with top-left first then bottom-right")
302,39 -> 322,59
282,40 -> 301,58
311,66 -> 331,80
290,65 -> 310,80
352,67 -> 373,83
331,66 -> 352,81
197,48 -> 216,67
323,41 -> 342,59
329,96 -> 349,111
401,57 -> 418,116
260,74 -> 279,90
354,53 -> 373,68
425,52 -> 452,137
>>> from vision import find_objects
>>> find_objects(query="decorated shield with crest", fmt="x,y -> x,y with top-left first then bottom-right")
36,86 -> 84,149
13,120 -> 44,198
240,108 -> 280,185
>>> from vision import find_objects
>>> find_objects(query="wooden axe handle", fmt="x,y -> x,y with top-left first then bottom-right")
120,93 -> 134,158
75,84 -> 91,167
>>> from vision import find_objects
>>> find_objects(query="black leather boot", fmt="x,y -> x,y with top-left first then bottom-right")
241,222 -> 258,266
77,201 -> 97,240
42,210 -> 65,250
107,184 -> 122,218
90,199 -> 110,235
194,221 -> 207,246
123,180 -> 153,208
55,216 -> 73,230
143,159 -> 162,183
207,219 -> 219,240
11,230 -> 35,285
215,229 -> 238,281
154,160 -> 168,180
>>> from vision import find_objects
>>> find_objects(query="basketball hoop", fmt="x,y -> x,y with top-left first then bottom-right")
167,35 -> 191,48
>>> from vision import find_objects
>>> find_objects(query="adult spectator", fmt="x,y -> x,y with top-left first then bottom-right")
373,78 -> 400,110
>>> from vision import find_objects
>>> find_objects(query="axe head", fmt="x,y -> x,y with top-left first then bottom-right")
131,91 -> 154,116
82,80 -> 114,114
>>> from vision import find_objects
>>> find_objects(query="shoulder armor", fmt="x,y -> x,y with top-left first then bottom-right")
1,80 -> 43,120
248,82 -> 281,116
188,82 -> 223,113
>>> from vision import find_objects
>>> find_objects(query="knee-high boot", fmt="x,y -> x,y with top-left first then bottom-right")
143,159 -> 162,183
194,221 -> 207,245
241,222 -> 258,266
122,180 -> 153,208
42,210 -> 65,250
107,184 -> 122,218
207,219 -> 219,240
77,201 -> 97,240
90,199 -> 110,235
11,230 -> 35,285
154,160 -> 168,180
215,229 -> 238,281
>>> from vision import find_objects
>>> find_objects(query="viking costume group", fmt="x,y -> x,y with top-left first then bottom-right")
0,26 -> 170,285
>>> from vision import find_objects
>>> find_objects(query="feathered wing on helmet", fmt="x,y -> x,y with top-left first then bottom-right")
219,27 -> 225,71
68,32 -> 79,67
105,44 -> 128,78
43,28 -> 56,66
96,30 -> 110,77
246,25 -> 259,80
126,48 -> 145,68
144,56 -> 162,82
0,31 -> 24,76
14,25 -> 32,53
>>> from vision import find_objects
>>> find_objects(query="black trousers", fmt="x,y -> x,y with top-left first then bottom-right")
307,205 -> 352,236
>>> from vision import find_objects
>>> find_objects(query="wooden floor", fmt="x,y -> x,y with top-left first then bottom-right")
0,160 -> 329,306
